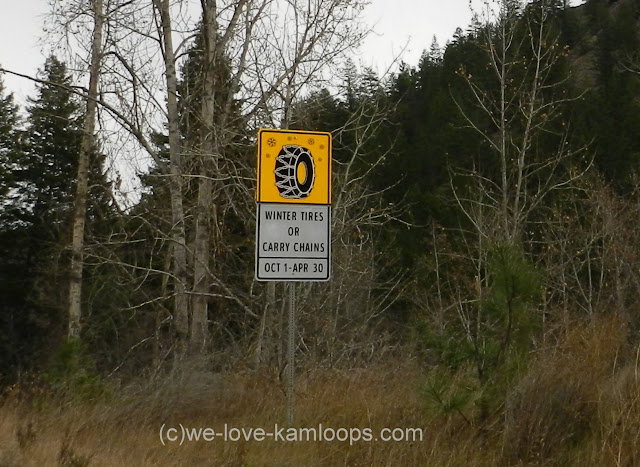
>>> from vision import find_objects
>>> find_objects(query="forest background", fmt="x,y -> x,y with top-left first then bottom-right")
2,0 -> 640,464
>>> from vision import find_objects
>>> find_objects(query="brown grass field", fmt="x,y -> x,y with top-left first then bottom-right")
1,316 -> 640,466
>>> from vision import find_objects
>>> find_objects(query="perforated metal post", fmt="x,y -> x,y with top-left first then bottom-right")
287,281 -> 296,427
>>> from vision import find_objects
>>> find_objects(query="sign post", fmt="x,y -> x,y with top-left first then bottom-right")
255,128 -> 332,426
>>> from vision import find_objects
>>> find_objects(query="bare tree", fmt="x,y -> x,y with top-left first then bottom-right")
422,0 -> 591,394
68,0 -> 104,339
47,0 -> 369,360
183,0 -> 368,353
453,0 -> 587,245
153,0 -> 190,348
541,175 -> 640,324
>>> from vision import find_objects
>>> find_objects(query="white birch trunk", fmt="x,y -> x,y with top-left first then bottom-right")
67,0 -> 103,339
154,0 -> 190,346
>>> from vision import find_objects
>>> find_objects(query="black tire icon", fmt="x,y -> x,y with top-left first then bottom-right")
274,145 -> 315,199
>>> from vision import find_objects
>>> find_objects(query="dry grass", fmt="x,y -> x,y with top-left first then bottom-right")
3,316 -> 640,466
504,314 -> 640,466
0,360 -> 495,466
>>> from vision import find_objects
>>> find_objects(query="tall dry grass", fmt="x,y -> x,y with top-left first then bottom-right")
504,314 -> 640,466
2,314 -> 640,466
0,360 -> 495,466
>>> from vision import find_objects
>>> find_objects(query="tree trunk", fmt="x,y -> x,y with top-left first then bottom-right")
191,175 -> 212,351
154,0 -> 189,347
191,169 -> 212,350
190,0 -> 217,351
67,0 -> 103,339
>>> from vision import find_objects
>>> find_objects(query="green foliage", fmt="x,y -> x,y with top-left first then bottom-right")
593,0 -> 640,188
481,244 -> 542,353
422,367 -> 479,421
427,243 -> 540,370
17,56 -> 84,229
45,338 -> 105,401
417,242 -> 541,423
0,56 -> 115,380
1,59 -> 75,367
0,74 -> 25,378
0,73 -> 19,203
475,244 -> 541,399
407,0 -> 640,427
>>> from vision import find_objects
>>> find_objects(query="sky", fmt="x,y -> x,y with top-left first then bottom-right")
0,0 -> 486,104
358,0 -> 476,73
0,0 -> 48,102
0,0 -> 587,103
0,0 -> 586,204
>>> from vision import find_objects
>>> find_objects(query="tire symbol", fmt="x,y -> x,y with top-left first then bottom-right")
274,145 -> 315,199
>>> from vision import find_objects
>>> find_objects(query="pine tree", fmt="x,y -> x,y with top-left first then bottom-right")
19,56 -> 83,237
0,72 -> 20,211
0,56 -> 109,376
0,72 -> 25,376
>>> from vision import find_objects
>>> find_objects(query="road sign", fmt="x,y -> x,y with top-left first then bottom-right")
255,203 -> 330,281
255,130 -> 332,426
256,128 -> 332,282
257,129 -> 331,205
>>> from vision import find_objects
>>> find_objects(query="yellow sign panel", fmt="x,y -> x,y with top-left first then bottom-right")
257,129 -> 332,205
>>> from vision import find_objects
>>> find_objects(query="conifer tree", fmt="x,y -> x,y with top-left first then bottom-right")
1,57 -> 82,373
0,73 -> 20,210
0,74 -> 19,209
19,56 -> 83,236
0,72 -> 25,375
0,56 -> 112,375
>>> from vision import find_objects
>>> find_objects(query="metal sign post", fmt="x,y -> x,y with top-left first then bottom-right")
287,282 -> 296,427
255,129 -> 332,427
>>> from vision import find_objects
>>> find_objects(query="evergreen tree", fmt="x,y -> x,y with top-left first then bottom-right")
0,72 -> 25,378
0,72 -> 20,212
0,56 -> 111,377
19,56 -> 83,235
594,0 -> 640,187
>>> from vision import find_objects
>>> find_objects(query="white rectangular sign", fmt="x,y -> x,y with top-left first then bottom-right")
256,203 -> 330,281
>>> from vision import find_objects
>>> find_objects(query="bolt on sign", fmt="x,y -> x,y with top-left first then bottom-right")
255,129 -> 332,281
